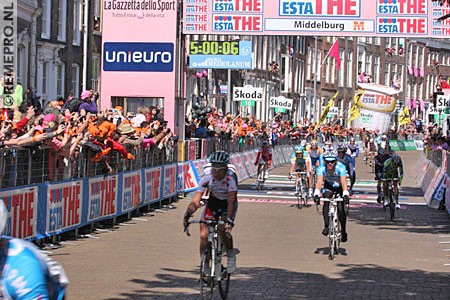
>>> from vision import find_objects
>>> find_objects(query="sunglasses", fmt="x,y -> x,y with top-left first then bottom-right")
211,166 -> 227,171
326,161 -> 336,164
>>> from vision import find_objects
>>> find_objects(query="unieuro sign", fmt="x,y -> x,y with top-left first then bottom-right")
103,42 -> 174,72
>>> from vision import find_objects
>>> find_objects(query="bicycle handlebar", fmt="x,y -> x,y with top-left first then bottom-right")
380,178 -> 399,181
184,219 -> 225,236
320,197 -> 344,202
289,172 -> 308,176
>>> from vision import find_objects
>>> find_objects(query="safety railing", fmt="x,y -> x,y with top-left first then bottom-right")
0,141 -> 178,189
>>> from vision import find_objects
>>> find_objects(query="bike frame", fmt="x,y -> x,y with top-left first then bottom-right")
381,178 -> 398,221
321,196 -> 343,260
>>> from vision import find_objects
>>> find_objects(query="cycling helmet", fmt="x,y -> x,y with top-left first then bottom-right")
0,200 -> 7,235
349,137 -> 356,143
382,134 -> 387,140
310,140 -> 318,148
262,140 -> 269,147
323,149 -> 338,162
337,144 -> 347,153
369,138 -> 374,143
209,151 -> 230,165
300,140 -> 307,147
378,148 -> 386,156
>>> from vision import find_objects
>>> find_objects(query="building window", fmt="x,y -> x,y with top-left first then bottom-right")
73,0 -> 81,45
373,55 -> 379,84
346,50 -> 353,87
338,49 -> 344,87
56,64 -> 65,98
41,0 -> 51,39
41,62 -> 48,94
94,0 -> 102,32
58,0 -> 67,41
72,63 -> 80,98
91,56 -> 100,92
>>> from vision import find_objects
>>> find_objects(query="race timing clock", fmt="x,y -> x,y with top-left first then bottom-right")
189,41 -> 240,55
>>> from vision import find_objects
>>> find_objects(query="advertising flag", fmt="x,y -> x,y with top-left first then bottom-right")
399,107 -> 411,126
316,92 -> 338,129
349,89 -> 364,122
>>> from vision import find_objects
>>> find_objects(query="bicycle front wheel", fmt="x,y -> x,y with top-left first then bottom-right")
200,246 -> 214,300
328,215 -> 335,260
218,269 -> 230,299
389,195 -> 395,221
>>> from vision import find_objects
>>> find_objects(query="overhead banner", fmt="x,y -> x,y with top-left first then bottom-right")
351,83 -> 400,133
183,0 -> 448,38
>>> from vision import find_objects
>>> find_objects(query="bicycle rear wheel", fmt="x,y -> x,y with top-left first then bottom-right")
200,246 -> 214,300
218,267 -> 230,299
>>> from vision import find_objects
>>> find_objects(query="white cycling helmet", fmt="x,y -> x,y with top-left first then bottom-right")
323,149 -> 338,162
0,200 -> 7,235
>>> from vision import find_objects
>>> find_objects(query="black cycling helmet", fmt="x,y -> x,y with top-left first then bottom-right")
337,144 -> 347,153
209,151 -> 230,165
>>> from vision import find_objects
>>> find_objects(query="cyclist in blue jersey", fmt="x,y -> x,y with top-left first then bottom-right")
0,200 -> 69,300
314,150 -> 350,242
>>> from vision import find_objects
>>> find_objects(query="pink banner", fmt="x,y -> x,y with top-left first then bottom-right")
101,1 -> 178,130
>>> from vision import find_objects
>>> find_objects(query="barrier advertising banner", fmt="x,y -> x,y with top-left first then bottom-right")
87,176 -> 118,223
0,186 -> 39,239
121,171 -> 142,213
183,0 -> 447,38
143,167 -> 163,204
352,83 -> 400,133
46,181 -> 83,234
163,164 -> 178,198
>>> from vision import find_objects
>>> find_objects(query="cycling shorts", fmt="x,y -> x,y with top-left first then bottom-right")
201,197 -> 238,222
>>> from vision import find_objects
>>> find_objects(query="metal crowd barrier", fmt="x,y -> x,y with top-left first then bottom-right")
0,142 -> 178,189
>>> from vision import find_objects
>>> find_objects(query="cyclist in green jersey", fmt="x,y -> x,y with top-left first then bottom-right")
382,145 -> 404,209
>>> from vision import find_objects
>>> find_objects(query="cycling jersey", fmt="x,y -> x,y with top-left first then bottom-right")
308,147 -> 323,166
368,142 -> 378,152
316,162 -> 348,192
337,153 -> 354,177
382,152 -> 403,180
292,157 -> 307,172
290,151 -> 310,164
374,154 -> 389,180
0,237 -> 68,300
197,168 -> 238,209
255,148 -> 272,165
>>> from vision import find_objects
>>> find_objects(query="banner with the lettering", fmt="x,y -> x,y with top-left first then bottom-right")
45,181 -> 83,235
163,164 -> 178,198
86,175 -> 118,224
120,171 -> 142,214
143,166 -> 163,204
0,186 -> 39,239
177,162 -> 199,193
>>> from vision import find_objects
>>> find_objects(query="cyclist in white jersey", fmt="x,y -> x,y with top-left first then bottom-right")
183,151 -> 239,273
0,200 -> 69,300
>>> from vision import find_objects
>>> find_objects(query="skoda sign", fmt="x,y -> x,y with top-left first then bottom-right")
269,96 -> 293,110
233,85 -> 263,101
103,42 -> 174,72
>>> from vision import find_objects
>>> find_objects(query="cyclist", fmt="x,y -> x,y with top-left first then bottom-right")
183,151 -> 239,273
337,144 -> 354,194
376,134 -> 389,150
382,145 -> 404,209
374,147 -> 389,204
307,140 -> 323,169
0,200 -> 69,299
314,150 -> 350,242
346,138 -> 359,191
254,140 -> 273,180
289,148 -> 312,197
366,138 -> 378,168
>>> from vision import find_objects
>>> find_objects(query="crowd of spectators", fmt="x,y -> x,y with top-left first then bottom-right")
0,89 -> 174,180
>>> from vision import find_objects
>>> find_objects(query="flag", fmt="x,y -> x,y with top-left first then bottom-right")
315,92 -> 339,129
329,39 -> 341,70
399,106 -> 411,126
348,89 -> 364,122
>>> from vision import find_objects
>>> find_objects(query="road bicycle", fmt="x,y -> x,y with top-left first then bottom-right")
367,151 -> 377,173
320,196 -> 344,260
185,218 -> 230,300
256,162 -> 269,191
290,171 -> 308,208
381,178 -> 398,221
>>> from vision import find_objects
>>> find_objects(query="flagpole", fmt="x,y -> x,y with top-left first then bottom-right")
321,38 -> 338,66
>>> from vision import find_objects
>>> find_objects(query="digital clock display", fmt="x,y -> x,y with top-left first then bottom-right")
189,41 -> 240,55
